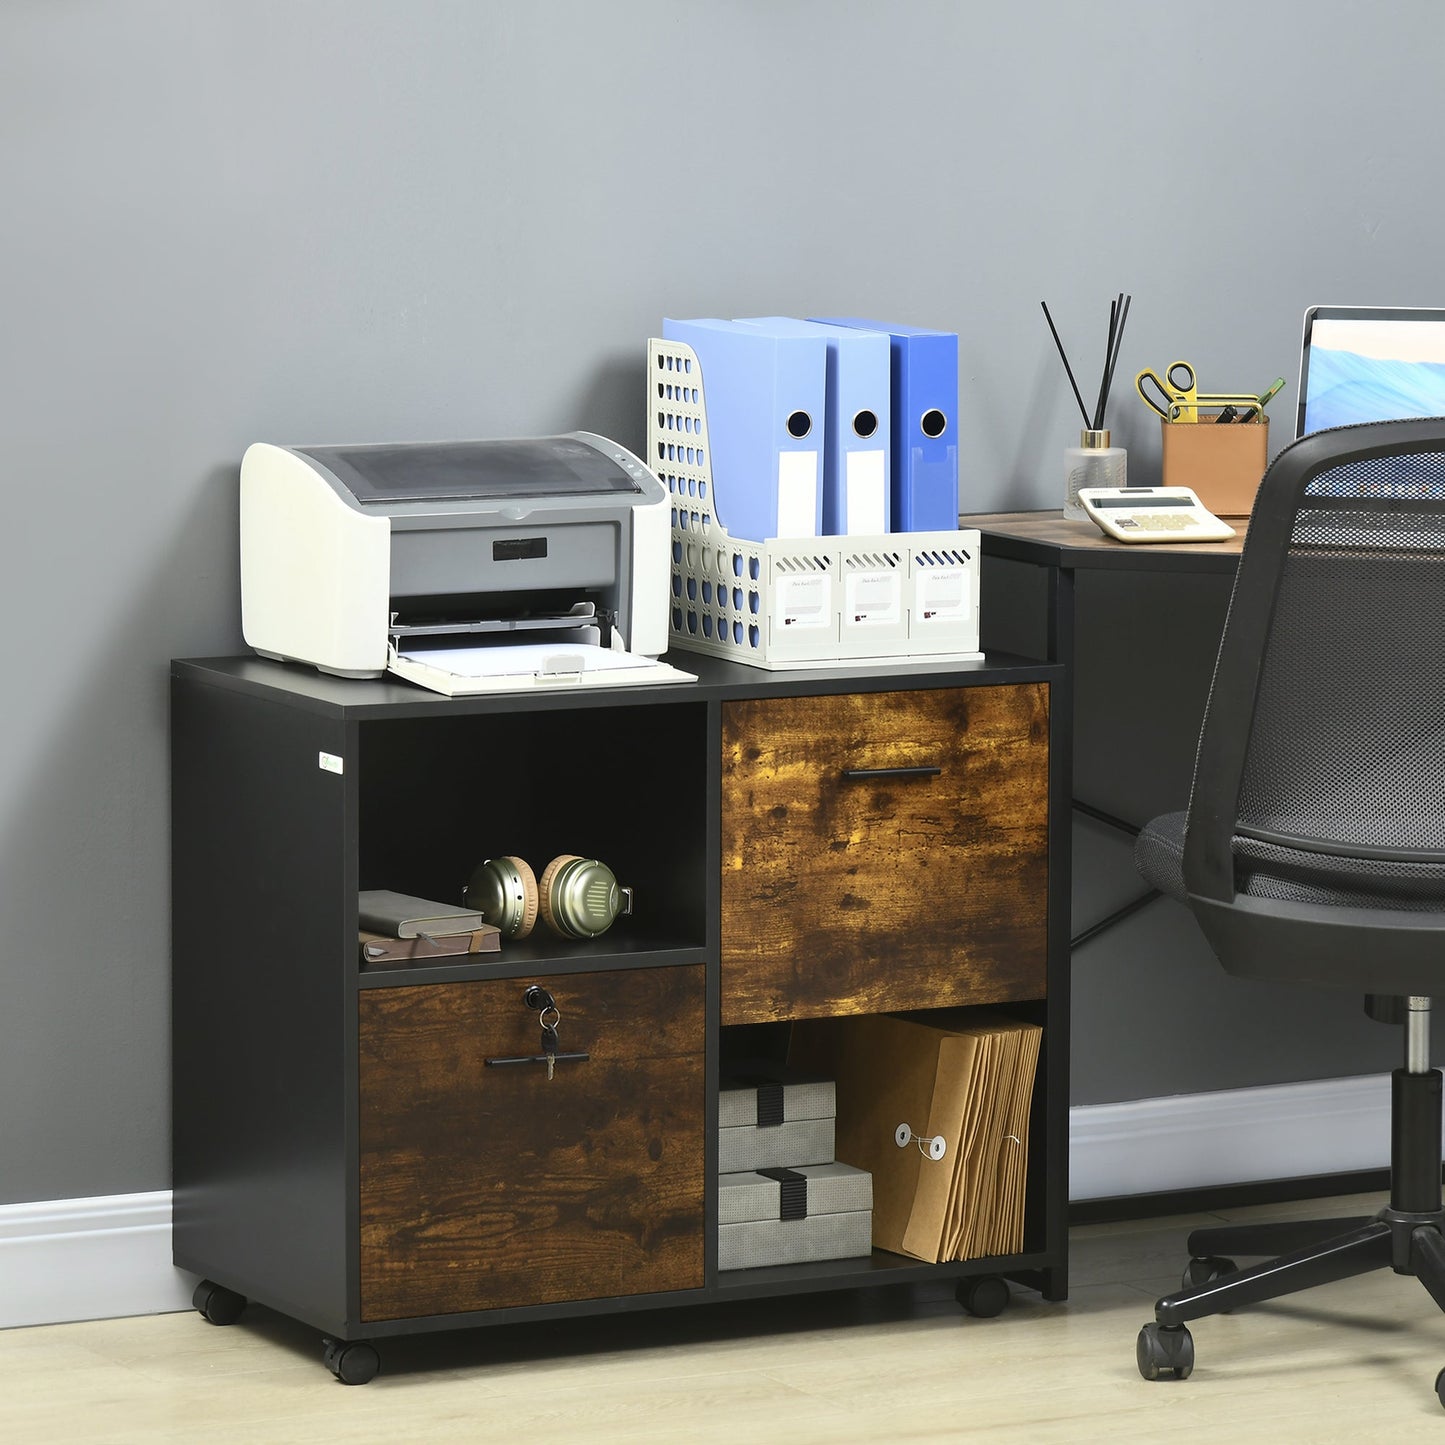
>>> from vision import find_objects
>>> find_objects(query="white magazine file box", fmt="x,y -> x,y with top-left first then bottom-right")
647,337 -> 982,670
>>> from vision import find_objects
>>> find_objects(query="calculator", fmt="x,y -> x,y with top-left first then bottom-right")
1077,486 -> 1237,544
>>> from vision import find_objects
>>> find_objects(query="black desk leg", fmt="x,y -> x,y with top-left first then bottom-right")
1044,561 -> 1075,1302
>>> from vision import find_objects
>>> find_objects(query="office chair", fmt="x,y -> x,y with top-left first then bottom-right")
1130,417 -> 1445,1407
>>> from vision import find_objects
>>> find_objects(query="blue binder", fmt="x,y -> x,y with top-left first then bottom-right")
738,318 -> 891,535
812,319 -> 959,532
662,317 -> 825,542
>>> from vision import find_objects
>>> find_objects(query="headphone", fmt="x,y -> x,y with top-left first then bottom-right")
465,855 -> 632,940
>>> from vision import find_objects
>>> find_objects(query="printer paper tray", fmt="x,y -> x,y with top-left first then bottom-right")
387,641 -> 696,697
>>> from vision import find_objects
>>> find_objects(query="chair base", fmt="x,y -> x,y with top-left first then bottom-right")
1138,1207 -> 1445,1396
1138,1060 -> 1445,1403
1154,1206 -> 1445,1328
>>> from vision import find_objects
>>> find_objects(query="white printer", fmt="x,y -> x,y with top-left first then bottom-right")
240,431 -> 694,695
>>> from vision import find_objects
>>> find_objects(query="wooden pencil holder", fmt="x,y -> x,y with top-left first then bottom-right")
1160,415 -> 1269,518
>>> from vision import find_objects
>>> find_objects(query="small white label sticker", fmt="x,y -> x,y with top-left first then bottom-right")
846,449 -> 887,534
776,450 -> 819,538
318,751 -> 344,775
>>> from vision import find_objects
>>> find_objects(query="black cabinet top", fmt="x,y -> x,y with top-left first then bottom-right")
172,650 -> 1061,720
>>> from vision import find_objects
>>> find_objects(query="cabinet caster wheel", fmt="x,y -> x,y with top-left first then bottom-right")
1137,1322 -> 1194,1381
956,1275 -> 1009,1318
323,1338 -> 380,1386
192,1279 -> 246,1326
1183,1255 -> 1237,1291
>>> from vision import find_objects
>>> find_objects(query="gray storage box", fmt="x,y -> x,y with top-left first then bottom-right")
718,1162 -> 873,1271
718,1064 -> 836,1173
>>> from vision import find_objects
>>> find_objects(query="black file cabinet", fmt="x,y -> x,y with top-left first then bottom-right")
171,648 -> 1068,1383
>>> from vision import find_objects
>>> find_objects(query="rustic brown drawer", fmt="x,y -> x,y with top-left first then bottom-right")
721,683 -> 1049,1024
358,965 -> 705,1322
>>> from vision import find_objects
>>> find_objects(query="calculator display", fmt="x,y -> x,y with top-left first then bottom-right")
1090,496 -> 1194,509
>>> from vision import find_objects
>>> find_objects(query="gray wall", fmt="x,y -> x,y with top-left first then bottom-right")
3,0 -> 1441,1205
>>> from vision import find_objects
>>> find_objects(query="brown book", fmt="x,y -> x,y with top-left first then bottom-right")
359,925 -> 501,966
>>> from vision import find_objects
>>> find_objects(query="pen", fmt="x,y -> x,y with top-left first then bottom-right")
1238,376 -> 1285,424
1216,405 -> 1238,424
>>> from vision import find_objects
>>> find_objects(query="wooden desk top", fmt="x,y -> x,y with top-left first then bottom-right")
965,510 -> 1246,575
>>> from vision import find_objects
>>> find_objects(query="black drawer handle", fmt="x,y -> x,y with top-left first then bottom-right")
484,1051 -> 590,1068
841,765 -> 943,782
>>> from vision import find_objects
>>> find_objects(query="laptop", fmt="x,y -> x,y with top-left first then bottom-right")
1296,305 -> 1445,438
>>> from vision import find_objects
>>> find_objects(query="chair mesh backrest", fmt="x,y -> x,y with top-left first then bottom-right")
1231,448 -> 1445,903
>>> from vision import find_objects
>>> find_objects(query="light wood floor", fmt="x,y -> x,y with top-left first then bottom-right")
5,1191 -> 1445,1443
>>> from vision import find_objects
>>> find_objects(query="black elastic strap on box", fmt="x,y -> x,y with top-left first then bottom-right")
755,1080 -> 784,1128
757,1167 -> 808,1220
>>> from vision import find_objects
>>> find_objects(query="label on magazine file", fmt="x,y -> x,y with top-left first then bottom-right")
915,567 -> 973,625
845,568 -> 902,626
774,572 -> 831,629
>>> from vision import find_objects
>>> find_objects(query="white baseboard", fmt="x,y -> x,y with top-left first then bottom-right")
1070,1072 -> 1393,1202
0,1076 -> 1397,1329
0,1191 -> 195,1329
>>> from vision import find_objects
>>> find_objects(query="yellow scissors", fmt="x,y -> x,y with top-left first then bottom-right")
1135,361 -> 1199,423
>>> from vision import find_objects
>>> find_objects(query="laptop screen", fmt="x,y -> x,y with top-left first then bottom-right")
1297,306 -> 1445,438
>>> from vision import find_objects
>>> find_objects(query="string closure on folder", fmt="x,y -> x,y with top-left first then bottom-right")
894,1124 -> 1020,1160
895,1122 -> 948,1161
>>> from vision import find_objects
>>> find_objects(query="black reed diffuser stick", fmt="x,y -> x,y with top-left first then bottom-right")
1042,293 -> 1132,431
1040,301 -> 1091,427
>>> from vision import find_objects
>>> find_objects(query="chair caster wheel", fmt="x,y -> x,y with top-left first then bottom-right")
956,1275 -> 1009,1318
1137,1322 -> 1194,1381
1435,1365 -> 1445,1410
192,1279 -> 246,1326
323,1337 -> 380,1385
1183,1255 -> 1237,1291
